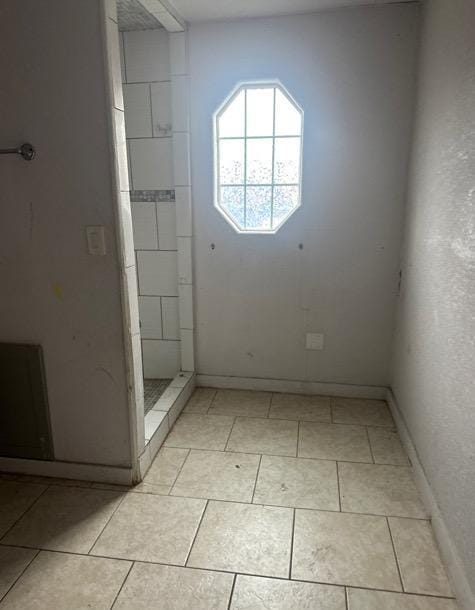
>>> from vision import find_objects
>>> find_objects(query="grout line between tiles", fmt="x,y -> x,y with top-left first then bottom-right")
0,547 -> 40,604
223,417 -> 237,452
365,426 -> 376,464
160,442 -> 411,469
226,573 -> 237,610
336,461 -> 342,512
386,516 -> 405,593
204,389 -> 217,414
344,586 -> 350,610
167,448 -> 191,495
0,544 -> 456,601
184,499 -> 209,567
0,483 -> 51,543
288,508 -> 296,579
250,455 -> 262,504
87,492 -> 129,555
110,559 -> 135,609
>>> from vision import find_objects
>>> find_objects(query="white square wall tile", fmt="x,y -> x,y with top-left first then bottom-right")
132,332 -> 145,441
151,82 -> 172,138
113,109 -> 129,191
172,132 -> 191,186
171,75 -> 189,132
177,237 -> 192,284
178,284 -> 193,330
105,0 -> 118,22
119,191 -> 135,268
125,266 -> 140,336
169,32 -> 187,75
139,296 -> 162,339
157,203 -> 177,250
119,32 -> 126,83
123,29 -> 170,83
175,186 -> 192,237
106,19 -> 124,111
142,339 -> 181,378
145,410 -> 167,441
137,251 -> 178,296
123,84 -> 152,138
129,138 -> 173,190
180,329 -> 194,372
162,297 -> 180,339
131,202 -> 158,250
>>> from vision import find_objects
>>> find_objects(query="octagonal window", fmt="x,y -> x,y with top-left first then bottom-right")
215,82 -> 303,233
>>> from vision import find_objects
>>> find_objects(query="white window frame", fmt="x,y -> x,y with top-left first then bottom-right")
213,80 -> 304,234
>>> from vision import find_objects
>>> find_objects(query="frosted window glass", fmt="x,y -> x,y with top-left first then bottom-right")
274,137 -> 300,184
275,89 -> 302,136
246,88 -> 274,136
221,186 -> 245,227
219,139 -> 244,184
246,186 -> 272,230
216,83 -> 303,232
246,138 -> 273,184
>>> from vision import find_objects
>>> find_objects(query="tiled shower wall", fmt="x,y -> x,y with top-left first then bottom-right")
119,29 -> 180,378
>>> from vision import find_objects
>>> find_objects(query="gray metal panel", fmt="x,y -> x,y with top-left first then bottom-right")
0,344 -> 53,460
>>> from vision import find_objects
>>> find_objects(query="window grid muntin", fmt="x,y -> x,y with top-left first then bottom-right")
216,83 -> 302,233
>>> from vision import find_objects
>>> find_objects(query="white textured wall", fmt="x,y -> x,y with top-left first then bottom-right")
0,0 -> 132,466
189,5 -> 420,386
120,29 -> 181,378
391,0 -> 475,598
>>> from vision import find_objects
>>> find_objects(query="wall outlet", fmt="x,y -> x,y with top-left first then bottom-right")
86,226 -> 106,255
306,333 -> 324,350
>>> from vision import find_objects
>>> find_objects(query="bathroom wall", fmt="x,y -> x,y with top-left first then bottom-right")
0,0 -> 133,466
120,28 -> 181,378
391,0 -> 475,603
189,4 -> 420,387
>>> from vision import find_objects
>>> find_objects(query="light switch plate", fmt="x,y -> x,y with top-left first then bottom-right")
306,333 -> 324,350
86,226 -> 106,255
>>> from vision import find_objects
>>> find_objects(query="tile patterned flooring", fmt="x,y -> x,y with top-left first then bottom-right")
0,389 -> 459,609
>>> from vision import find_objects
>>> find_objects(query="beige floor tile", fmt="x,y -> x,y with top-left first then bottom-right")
389,517 -> 453,597
144,447 -> 189,486
164,414 -> 234,450
188,500 -> 293,578
226,417 -> 298,457
0,481 -> 47,538
184,388 -> 217,413
347,588 -> 459,610
269,393 -> 331,422
0,551 -> 130,609
298,422 -> 372,462
292,509 -> 401,590
339,463 -> 426,518
231,575 -> 345,609
18,475 -> 92,488
2,486 -> 123,553
132,482 -> 171,495
113,562 -> 234,610
332,398 -> 394,427
171,450 -> 260,502
253,455 -> 339,510
368,427 -> 409,465
208,389 -> 271,418
91,493 -> 205,564
0,546 -> 37,599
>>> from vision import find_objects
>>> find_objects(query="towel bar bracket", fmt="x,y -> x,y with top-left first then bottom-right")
0,143 -> 35,161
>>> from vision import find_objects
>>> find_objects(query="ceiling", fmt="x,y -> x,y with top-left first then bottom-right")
168,0 -> 415,23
